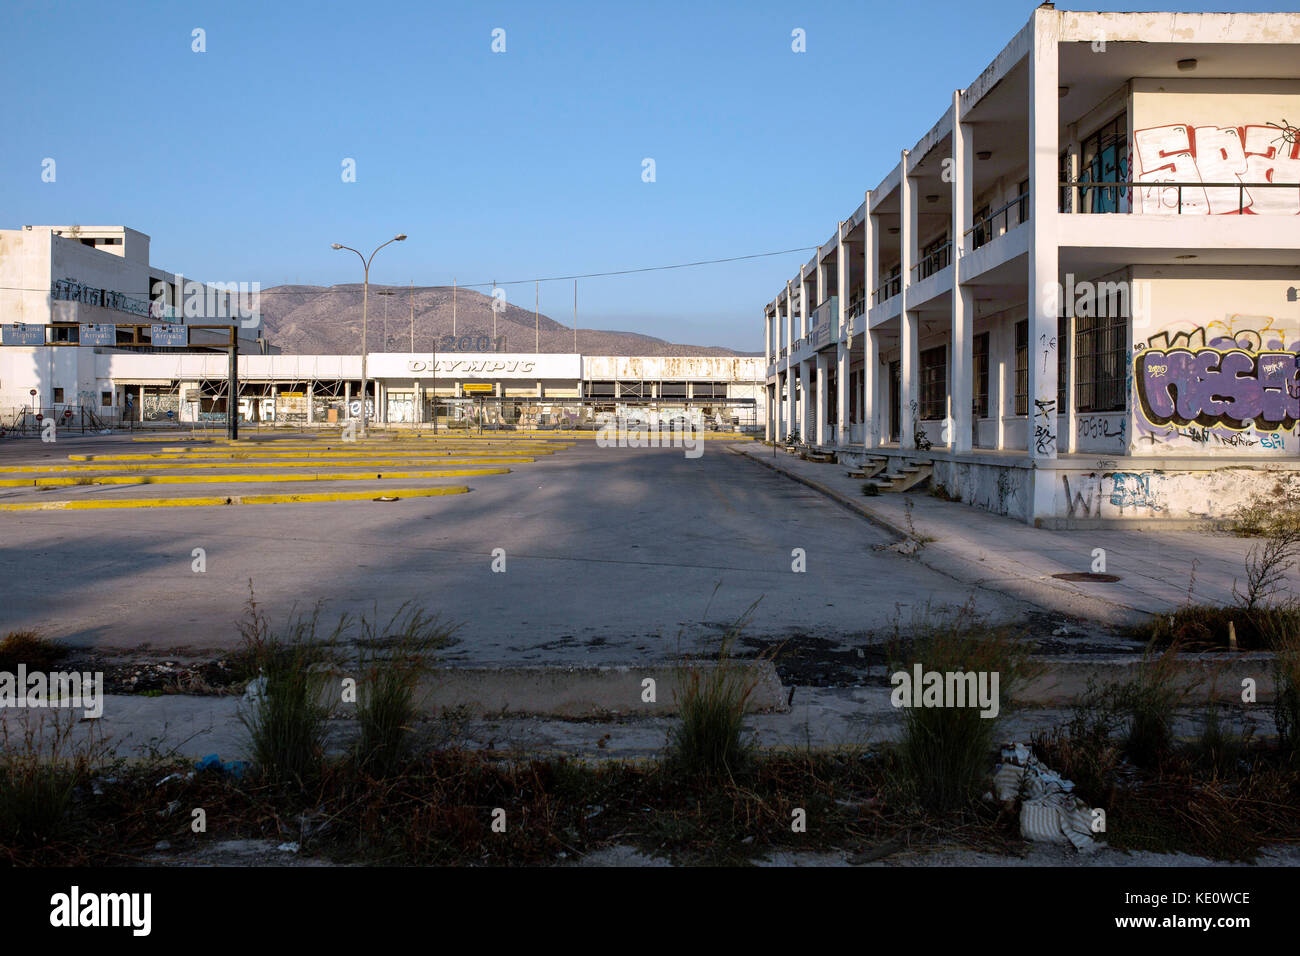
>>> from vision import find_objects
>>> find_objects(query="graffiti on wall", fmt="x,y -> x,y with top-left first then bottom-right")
1058,469 -> 1300,522
1033,399 -> 1057,455
1133,121 -> 1300,215
1133,316 -> 1299,449
1061,471 -> 1165,517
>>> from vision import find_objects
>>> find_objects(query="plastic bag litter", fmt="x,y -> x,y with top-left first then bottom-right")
195,753 -> 249,779
995,742 -> 1102,852
243,675 -> 266,704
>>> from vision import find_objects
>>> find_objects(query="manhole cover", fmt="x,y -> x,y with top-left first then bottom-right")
1051,572 -> 1121,583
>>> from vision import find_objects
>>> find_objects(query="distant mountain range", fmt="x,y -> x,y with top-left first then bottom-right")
256,284 -> 755,357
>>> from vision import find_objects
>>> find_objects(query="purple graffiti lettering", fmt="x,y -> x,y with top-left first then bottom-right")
1136,348 -> 1300,431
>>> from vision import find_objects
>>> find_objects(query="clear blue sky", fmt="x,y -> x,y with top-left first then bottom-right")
0,0 -> 1277,350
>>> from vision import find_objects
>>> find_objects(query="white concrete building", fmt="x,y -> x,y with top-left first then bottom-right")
0,224 -> 764,430
0,350 -> 763,429
764,7 -> 1300,526
1,224 -> 763,430
0,224 -> 269,422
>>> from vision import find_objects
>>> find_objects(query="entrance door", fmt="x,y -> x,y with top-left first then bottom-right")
888,361 -> 901,443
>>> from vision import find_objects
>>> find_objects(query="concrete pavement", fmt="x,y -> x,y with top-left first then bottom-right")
732,443 -> 1294,628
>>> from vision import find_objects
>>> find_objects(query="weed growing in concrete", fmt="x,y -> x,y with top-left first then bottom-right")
354,605 -> 457,777
1117,641 -> 1200,769
861,481 -> 879,496
886,604 -> 1036,813
667,607 -> 764,781
237,589 -> 343,788
1235,528 -> 1300,613
1194,698 -> 1254,778
0,712 -> 108,851
1230,492 -> 1300,538
1273,627 -> 1300,767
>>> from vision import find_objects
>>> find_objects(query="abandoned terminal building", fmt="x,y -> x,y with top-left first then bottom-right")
763,7 -> 1300,526
0,225 -> 764,432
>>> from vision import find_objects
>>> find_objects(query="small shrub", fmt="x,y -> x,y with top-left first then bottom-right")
668,609 -> 764,780
237,591 -> 343,788
1193,699 -> 1253,777
1102,641 -> 1200,769
354,605 -> 456,777
0,631 -> 66,672
886,603 -> 1037,812
0,712 -> 108,849
861,482 -> 879,497
1273,626 -> 1300,766
1033,683 -> 1124,808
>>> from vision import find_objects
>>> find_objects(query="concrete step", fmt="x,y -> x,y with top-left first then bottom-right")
870,463 -> 934,493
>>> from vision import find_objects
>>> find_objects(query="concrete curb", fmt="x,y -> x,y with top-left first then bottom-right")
315,661 -> 791,717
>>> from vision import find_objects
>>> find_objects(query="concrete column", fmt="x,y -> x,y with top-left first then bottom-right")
1027,8 -> 1060,488
139,385 -> 145,423
414,380 -> 423,425
785,280 -> 795,353
815,351 -> 829,446
307,383 -> 314,424
835,345 -> 848,446
344,381 -> 351,421
816,256 -> 827,311
863,327 -> 877,448
784,369 -> 794,440
951,91 -> 975,454
992,321 -> 1006,451
1065,313 -> 1076,453
799,360 -> 811,441
862,190 -> 877,449
798,266 -> 809,340
1065,122 -> 1081,214
834,222 -> 848,445
899,151 -> 918,449
776,370 -> 785,440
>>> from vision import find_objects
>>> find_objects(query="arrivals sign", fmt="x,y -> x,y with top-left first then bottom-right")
150,324 -> 188,348
79,324 -> 117,346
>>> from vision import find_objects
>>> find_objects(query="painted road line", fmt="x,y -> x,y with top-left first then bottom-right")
67,449 -> 560,461
0,467 -> 511,487
0,486 -> 471,511
1,457 -> 536,473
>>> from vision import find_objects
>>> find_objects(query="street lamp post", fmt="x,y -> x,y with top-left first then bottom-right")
331,235 -> 406,437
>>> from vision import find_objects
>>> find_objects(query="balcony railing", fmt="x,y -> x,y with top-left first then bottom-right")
911,240 -> 952,281
966,192 -> 1029,250
871,273 -> 901,306
1060,180 -> 1300,215
846,288 -> 866,320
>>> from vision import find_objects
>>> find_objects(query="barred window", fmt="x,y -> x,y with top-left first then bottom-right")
920,345 -> 947,421
1061,114 -> 1129,214
1076,312 -> 1128,412
1014,319 -> 1028,416
1058,314 -> 1068,411
973,332 -> 990,418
